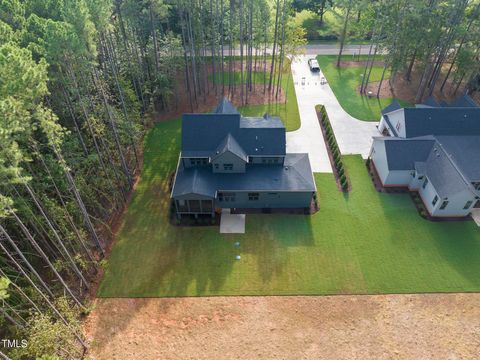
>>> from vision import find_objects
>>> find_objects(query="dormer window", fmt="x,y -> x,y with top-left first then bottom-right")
223,164 -> 233,171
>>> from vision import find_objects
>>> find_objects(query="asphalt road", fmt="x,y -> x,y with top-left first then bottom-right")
304,43 -> 373,55
204,44 -> 374,57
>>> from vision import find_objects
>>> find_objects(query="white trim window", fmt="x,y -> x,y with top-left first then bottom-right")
463,200 -> 473,210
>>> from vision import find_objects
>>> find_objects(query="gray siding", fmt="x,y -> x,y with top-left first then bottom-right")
212,151 -> 246,173
215,191 -> 313,209
183,157 -> 209,168
248,156 -> 285,165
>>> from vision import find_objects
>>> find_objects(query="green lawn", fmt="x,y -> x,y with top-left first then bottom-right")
317,55 -> 410,121
295,9 -> 369,44
209,69 -> 300,132
98,120 -> 480,297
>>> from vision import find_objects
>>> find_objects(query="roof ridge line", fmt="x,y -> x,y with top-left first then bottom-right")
286,154 -> 312,185
435,140 -> 477,195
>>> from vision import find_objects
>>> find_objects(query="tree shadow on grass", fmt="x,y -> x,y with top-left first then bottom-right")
126,227 -> 237,297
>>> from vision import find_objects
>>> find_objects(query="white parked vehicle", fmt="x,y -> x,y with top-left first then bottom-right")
308,58 -> 320,72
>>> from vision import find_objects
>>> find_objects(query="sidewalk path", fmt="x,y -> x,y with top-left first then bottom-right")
286,55 -> 379,173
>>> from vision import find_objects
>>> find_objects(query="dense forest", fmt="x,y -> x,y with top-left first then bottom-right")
0,0 -> 479,358
295,0 -> 480,99
351,0 -> 480,100
0,0 -> 299,358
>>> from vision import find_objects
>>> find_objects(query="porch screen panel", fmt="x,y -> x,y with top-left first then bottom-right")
189,200 -> 201,212
201,200 -> 213,212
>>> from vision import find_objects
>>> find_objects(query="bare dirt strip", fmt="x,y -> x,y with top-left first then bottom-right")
85,294 -> 480,359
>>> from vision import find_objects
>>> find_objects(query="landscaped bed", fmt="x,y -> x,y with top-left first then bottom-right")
98,119 -> 480,297
316,55 -> 410,121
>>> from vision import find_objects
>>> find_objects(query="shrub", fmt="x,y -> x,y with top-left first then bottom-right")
341,179 -> 349,190
329,139 -> 336,149
337,167 -> 344,176
331,142 -> 339,152
340,174 -> 347,183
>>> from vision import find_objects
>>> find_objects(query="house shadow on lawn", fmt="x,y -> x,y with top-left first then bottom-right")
242,214 -> 316,285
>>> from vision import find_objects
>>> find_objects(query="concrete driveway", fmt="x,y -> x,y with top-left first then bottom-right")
286,55 -> 379,173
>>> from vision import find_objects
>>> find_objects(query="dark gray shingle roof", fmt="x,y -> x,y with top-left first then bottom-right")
240,115 -> 284,128
403,108 -> 480,138
182,113 -> 286,157
447,94 -> 478,108
435,136 -> 480,181
424,144 -> 473,198
213,97 -> 240,114
382,136 -> 478,197
172,153 -> 316,197
381,100 -> 402,115
422,96 -> 440,107
414,161 -> 426,175
213,133 -> 248,161
384,137 -> 435,170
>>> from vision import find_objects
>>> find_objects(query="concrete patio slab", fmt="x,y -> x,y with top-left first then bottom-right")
220,209 -> 246,234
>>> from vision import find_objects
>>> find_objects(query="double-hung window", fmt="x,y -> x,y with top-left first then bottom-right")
218,192 -> 235,202
464,200 -> 473,210
422,178 -> 429,189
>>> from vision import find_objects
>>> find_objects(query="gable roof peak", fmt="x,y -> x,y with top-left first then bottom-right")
213,133 -> 247,161
213,97 -> 239,114
381,99 -> 402,115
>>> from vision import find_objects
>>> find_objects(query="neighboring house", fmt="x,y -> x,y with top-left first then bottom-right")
370,95 -> 480,218
171,98 -> 316,218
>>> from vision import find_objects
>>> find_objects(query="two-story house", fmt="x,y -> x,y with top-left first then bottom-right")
171,98 -> 316,219
370,95 -> 480,218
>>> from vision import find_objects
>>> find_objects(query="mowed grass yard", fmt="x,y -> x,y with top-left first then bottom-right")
210,68 -> 301,131
295,9 -> 370,44
98,119 -> 480,297
317,55 -> 410,121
